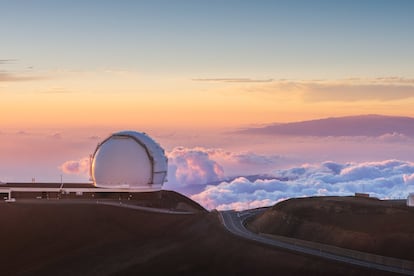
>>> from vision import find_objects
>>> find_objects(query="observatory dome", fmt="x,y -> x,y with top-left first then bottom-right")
90,131 -> 168,190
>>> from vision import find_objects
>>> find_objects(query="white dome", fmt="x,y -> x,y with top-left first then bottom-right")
91,131 -> 168,190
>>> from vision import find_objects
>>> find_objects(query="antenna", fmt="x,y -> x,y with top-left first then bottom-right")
59,174 -> 64,190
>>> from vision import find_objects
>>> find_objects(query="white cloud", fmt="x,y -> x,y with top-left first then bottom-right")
167,147 -> 224,186
216,199 -> 276,211
191,159 -> 414,211
403,173 -> 414,185
166,146 -> 283,187
59,157 -> 90,175
377,132 -> 411,143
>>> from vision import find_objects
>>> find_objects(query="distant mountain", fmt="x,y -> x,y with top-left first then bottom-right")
238,115 -> 414,136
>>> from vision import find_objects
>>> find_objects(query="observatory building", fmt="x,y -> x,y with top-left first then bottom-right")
1,131 -> 168,202
407,193 -> 414,207
90,131 -> 168,191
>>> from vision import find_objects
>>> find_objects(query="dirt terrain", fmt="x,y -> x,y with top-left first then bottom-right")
248,196 -> 414,261
0,195 -> 393,275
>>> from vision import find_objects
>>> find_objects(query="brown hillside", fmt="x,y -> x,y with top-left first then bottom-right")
248,196 -> 414,260
126,190 -> 207,212
0,198 -> 392,275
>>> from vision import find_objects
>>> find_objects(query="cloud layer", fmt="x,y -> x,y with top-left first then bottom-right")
193,78 -> 273,83
166,147 -> 283,187
303,83 -> 414,102
191,159 -> 414,210
0,72 -> 39,82
58,146 -> 414,212
241,78 -> 414,102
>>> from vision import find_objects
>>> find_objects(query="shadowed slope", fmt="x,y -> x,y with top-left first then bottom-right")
0,200 -> 392,275
248,196 -> 414,260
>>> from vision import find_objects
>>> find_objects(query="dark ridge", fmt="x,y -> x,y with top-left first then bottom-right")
238,114 -> 414,136
2,182 -> 95,188
0,184 -> 206,213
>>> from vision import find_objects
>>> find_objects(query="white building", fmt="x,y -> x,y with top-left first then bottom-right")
90,131 -> 168,191
407,193 -> 414,207
1,131 -> 168,202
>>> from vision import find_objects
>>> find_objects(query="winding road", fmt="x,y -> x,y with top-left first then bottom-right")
220,209 -> 414,275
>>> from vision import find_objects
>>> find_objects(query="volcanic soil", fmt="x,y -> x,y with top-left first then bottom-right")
0,194 -> 397,275
248,196 -> 414,261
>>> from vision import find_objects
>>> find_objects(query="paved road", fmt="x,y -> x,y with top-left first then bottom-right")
96,200 -> 196,215
220,209 -> 414,275
5,199 -> 196,215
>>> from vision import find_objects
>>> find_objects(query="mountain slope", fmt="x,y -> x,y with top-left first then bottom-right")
247,196 -> 414,260
238,115 -> 414,136
0,198 -> 388,275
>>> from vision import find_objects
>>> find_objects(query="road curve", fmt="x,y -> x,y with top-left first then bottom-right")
220,210 -> 414,275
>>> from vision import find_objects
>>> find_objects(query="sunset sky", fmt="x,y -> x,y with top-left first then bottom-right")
2,0 -> 414,129
2,1 -> 414,209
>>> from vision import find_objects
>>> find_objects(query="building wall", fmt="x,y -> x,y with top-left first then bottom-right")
407,194 -> 414,207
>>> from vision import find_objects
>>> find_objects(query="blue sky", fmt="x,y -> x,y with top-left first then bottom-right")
2,0 -> 414,77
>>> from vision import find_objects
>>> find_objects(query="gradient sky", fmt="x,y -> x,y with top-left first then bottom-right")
1,0 -> 414,195
2,0 -> 414,129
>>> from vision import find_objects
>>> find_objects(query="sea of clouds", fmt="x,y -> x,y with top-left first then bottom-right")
164,147 -> 414,210
166,146 -> 282,187
59,146 -> 414,211
190,159 -> 414,210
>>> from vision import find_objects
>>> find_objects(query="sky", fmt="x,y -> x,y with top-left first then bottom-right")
2,0 -> 414,209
